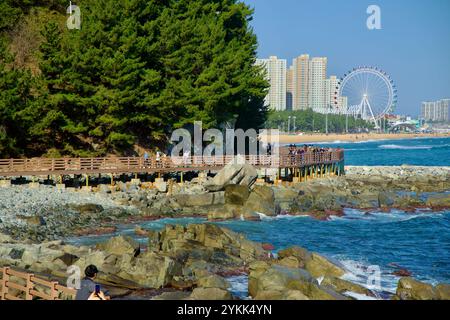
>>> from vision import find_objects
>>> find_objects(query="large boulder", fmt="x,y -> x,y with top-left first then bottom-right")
244,185 -> 278,217
304,253 -> 345,278
116,252 -> 182,288
305,252 -> 345,278
197,274 -> 230,290
148,224 -> 266,265
254,289 -> 309,300
277,246 -> 312,268
205,158 -> 258,192
426,194 -> 450,207
249,264 -> 347,300
207,205 -> 239,221
394,277 -> 438,300
97,236 -> 139,256
189,287 -> 232,300
174,192 -> 224,207
321,276 -> 374,297
436,284 -> 450,300
224,185 -> 250,205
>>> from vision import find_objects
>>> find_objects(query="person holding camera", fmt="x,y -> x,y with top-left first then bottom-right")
75,265 -> 111,300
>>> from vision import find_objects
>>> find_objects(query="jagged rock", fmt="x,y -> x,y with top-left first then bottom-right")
249,264 -> 347,300
116,252 -> 182,288
0,233 -> 13,243
224,185 -> 250,205
277,256 -> 301,269
74,251 -> 108,272
208,204 -> 241,221
54,252 -> 79,266
244,185 -> 278,217
321,276 -> 374,297
72,204 -> 104,214
197,274 -> 230,290
97,236 -> 139,256
174,192 -> 224,207
436,284 -> 450,300
9,248 -> 24,260
426,194 -> 450,207
304,253 -> 345,278
189,287 -> 232,300
378,192 -> 395,207
17,215 -> 46,226
394,277 -> 438,300
204,158 -> 258,192
277,246 -> 312,268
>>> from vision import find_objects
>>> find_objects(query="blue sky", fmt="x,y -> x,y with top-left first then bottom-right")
244,0 -> 450,116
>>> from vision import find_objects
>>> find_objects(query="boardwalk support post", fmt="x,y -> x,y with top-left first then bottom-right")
1,267 -> 9,299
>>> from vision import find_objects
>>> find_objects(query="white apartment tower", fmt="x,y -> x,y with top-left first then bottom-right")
256,56 -> 287,111
308,57 -> 327,111
325,75 -> 339,111
421,99 -> 449,122
292,54 -> 310,110
286,66 -> 294,110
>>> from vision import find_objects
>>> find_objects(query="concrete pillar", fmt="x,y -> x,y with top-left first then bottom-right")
131,178 -> 141,185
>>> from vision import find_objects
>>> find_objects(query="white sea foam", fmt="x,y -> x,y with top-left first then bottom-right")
338,259 -> 398,295
378,144 -> 433,150
226,275 -> 250,299
255,212 -> 309,221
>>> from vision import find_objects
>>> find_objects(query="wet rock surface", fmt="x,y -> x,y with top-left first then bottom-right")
0,165 -> 449,300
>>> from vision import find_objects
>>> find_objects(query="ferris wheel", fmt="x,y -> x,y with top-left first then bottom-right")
339,66 -> 397,129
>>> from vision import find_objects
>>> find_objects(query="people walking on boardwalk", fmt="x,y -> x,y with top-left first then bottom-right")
143,151 -> 149,168
156,150 -> 161,168
75,265 -> 110,300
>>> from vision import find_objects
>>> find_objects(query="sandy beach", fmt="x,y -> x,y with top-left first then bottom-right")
261,132 -> 450,144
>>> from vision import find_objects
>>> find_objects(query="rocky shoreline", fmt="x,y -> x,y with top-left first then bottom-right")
0,165 -> 449,300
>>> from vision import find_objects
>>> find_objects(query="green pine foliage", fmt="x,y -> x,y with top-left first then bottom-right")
0,0 -> 268,157
266,109 -> 375,133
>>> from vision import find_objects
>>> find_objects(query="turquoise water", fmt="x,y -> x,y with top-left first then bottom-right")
67,138 -> 450,297
317,137 -> 450,166
68,210 -> 450,295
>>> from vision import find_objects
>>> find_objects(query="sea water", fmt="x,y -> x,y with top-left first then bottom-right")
67,137 -> 450,299
317,136 -> 450,166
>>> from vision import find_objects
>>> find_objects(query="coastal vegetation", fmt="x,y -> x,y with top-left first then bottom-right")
0,0 -> 268,158
265,109 -> 375,133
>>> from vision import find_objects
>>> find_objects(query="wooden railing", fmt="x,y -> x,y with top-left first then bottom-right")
0,149 -> 344,176
0,267 -> 76,300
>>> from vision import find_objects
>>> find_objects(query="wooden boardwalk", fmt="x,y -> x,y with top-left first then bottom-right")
0,267 -> 76,300
0,149 -> 344,177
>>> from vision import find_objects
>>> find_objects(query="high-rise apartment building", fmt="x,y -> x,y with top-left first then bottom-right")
292,54 -> 310,110
286,66 -> 294,111
256,56 -> 287,111
325,75 -> 339,111
308,57 -> 327,111
421,99 -> 449,122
